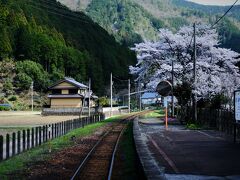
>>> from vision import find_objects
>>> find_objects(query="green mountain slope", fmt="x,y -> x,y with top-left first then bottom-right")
0,0 -> 136,95
59,0 -> 240,52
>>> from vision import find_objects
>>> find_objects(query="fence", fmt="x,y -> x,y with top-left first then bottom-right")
197,108 -> 240,140
0,114 -> 104,162
41,107 -> 100,116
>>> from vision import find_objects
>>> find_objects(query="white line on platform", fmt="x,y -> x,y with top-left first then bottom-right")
147,134 -> 180,173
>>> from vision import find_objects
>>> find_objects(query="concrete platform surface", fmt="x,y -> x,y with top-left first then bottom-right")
136,120 -> 240,178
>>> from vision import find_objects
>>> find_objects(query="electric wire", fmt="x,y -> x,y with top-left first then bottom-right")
29,1 -> 90,23
211,0 -> 239,28
112,76 -> 129,82
29,0 -> 91,24
34,0 -> 89,21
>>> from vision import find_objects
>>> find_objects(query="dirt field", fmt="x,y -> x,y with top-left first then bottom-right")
0,111 -> 80,127
0,111 -> 80,135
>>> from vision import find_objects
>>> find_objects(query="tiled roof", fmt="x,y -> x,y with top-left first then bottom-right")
64,77 -> 88,88
49,77 -> 88,89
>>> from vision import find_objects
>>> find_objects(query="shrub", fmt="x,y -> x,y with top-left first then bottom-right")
0,106 -> 10,111
8,95 -> 17,101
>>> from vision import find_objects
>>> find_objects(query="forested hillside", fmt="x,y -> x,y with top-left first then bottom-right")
59,0 -> 240,53
0,0 -> 136,96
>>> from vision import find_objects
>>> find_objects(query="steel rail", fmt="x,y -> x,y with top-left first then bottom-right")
70,111 -> 150,180
70,130 -> 110,180
107,126 -> 126,180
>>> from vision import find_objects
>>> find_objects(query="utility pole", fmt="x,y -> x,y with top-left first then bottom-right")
110,73 -> 113,117
138,81 -> 141,111
88,78 -> 91,117
171,60 -> 174,117
31,81 -> 34,112
193,23 -> 197,122
128,79 -> 131,113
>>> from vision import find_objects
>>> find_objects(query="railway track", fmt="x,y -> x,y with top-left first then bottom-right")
70,111 -> 150,180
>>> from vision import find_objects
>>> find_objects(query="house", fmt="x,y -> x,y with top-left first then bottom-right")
48,77 -> 98,108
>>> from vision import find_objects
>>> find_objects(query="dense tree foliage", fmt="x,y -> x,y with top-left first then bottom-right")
0,0 -> 136,95
130,25 -> 240,106
60,0 -> 240,53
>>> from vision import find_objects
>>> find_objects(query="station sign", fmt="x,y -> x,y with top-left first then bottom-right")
234,89 -> 240,123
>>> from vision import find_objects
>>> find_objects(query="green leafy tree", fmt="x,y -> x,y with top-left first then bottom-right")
15,60 -> 49,91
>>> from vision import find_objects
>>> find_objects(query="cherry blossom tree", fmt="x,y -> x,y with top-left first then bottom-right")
130,24 -> 240,104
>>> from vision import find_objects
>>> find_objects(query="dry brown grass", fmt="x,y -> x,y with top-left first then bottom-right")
0,111 -> 79,127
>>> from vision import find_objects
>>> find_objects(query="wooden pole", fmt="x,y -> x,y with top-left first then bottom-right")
128,79 -> 131,113
110,73 -> 113,117
88,78 -> 91,117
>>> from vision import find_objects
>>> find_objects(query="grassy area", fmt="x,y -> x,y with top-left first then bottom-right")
0,116 -> 120,178
141,109 -> 165,118
114,121 -> 146,179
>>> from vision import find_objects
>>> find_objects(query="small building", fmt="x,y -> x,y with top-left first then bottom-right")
141,92 -> 161,105
48,77 -> 97,108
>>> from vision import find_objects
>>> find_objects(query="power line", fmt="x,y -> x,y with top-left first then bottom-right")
36,0 -> 89,21
211,0 -> 239,28
29,1 -> 91,24
30,5 -> 88,23
112,75 -> 129,82
30,1 -> 90,23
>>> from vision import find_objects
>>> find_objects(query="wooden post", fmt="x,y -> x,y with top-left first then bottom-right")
17,131 -> 21,153
6,134 -> 10,159
27,129 -> 30,150
52,124 -> 54,138
55,123 -> 57,138
39,127 -> 42,145
61,122 -> 64,135
43,126 -> 46,142
31,128 -> 34,148
35,127 -> 39,146
12,132 -> 16,156
45,125 -> 48,141
23,130 -> 26,151
0,135 -> 3,161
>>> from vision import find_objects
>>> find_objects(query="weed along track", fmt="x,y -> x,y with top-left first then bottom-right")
4,112 -> 149,179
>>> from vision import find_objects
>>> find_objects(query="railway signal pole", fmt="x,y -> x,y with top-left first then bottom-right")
128,79 -> 131,113
110,73 -> 113,117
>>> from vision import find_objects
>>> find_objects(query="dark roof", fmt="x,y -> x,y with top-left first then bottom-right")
49,77 -> 88,89
48,94 -> 83,98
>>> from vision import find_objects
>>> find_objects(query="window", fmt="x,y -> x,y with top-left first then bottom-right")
52,89 -> 61,94
69,89 -> 78,94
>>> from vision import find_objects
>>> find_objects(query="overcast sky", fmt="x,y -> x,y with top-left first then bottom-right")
187,0 -> 240,6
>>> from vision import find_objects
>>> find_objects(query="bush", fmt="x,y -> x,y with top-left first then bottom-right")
8,95 -> 17,101
0,106 -> 10,111
98,97 -> 109,107
186,123 -> 202,130
15,72 -> 32,90
3,78 -> 13,95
